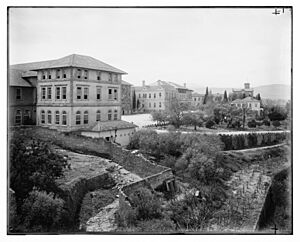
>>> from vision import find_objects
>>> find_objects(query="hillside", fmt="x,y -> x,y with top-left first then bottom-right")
193,84 -> 291,100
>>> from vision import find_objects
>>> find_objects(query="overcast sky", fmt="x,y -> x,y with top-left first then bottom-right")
9,7 -> 291,89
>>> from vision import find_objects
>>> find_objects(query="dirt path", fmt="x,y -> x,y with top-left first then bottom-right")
223,143 -> 286,153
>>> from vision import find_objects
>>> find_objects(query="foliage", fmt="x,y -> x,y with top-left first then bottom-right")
21,190 -> 66,232
135,218 -> 176,232
205,119 -> 215,129
10,135 -> 70,206
132,90 -> 136,111
247,119 -> 257,128
263,119 -> 271,126
129,188 -> 163,221
166,97 -> 190,128
182,111 -> 204,130
272,120 -> 281,127
151,111 -> 168,125
223,90 -> 228,102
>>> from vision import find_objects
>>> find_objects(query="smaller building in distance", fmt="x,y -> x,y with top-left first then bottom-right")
121,80 -> 133,115
191,92 -> 205,107
232,83 -> 254,99
133,80 -> 193,112
231,96 -> 261,114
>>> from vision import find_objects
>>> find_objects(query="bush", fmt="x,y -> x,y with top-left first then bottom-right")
247,119 -> 257,128
21,190 -> 66,232
272,120 -> 281,127
205,120 -> 215,129
263,119 -> 271,126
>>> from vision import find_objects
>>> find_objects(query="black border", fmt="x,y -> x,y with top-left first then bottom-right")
6,6 -> 293,236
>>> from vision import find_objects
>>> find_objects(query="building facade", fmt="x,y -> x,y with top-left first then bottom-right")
232,83 -> 254,99
231,96 -> 261,114
133,80 -> 193,112
121,80 -> 133,115
191,92 -> 205,107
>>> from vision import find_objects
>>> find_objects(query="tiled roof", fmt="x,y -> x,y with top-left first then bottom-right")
11,54 -> 127,74
121,80 -> 132,86
89,120 -> 138,132
9,69 -> 34,87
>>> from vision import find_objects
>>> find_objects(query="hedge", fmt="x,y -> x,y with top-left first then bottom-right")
220,132 -> 288,151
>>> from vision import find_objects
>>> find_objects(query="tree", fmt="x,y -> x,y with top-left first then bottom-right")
136,99 -> 140,110
203,87 -> 209,105
256,93 -> 261,101
132,90 -> 136,111
223,90 -> 228,103
10,135 -> 70,208
268,106 -> 288,121
151,111 -> 168,126
166,97 -> 190,128
182,111 -> 204,130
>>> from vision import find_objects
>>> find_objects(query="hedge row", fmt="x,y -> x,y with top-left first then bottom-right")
220,132 -> 288,151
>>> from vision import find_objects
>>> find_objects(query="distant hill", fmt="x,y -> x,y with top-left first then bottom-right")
192,84 -> 291,100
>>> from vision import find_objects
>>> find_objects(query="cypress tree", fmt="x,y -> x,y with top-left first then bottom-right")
223,90 -> 228,102
132,90 -> 136,111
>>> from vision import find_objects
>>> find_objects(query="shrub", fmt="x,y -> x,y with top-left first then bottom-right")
247,119 -> 257,128
205,120 -> 215,129
272,120 -> 281,127
21,190 -> 66,232
135,218 -> 176,232
263,119 -> 271,126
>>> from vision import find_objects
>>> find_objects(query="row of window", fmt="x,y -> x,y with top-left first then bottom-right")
41,69 -> 119,82
193,97 -> 202,102
234,103 -> 258,108
148,102 -> 162,108
41,110 -> 67,125
15,110 -> 31,124
139,92 -> 162,99
40,86 -> 118,101
40,109 -> 119,126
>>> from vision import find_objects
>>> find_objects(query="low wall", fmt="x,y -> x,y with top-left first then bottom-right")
59,171 -> 115,228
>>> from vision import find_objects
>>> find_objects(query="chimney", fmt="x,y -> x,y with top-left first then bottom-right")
142,80 -> 145,87
244,83 -> 250,89
183,83 -> 186,88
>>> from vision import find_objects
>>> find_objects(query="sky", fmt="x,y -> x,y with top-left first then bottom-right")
8,7 -> 292,89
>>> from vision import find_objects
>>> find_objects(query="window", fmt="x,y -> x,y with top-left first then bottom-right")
154,93 -> 156,98
47,110 -> 52,124
62,111 -> 67,125
56,87 -> 61,99
84,111 -> 88,124
96,87 -> 101,100
255,103 -> 258,108
154,102 -> 156,108
249,103 -> 252,108
15,110 -> 21,125
41,110 -> 45,124
114,110 -> 118,120
47,87 -> 52,99
108,110 -> 112,120
56,69 -> 61,79
55,111 -> 60,125
159,92 -> 162,98
159,102 -> 162,108
62,69 -> 67,78
114,89 -> 118,100
83,70 -> 88,79
96,110 -> 101,121
108,88 -> 118,100
62,86 -> 67,99
77,69 -> 81,79
77,87 -> 82,99
83,87 -> 89,100
194,98 -> 197,101
97,71 -> 101,80
149,93 -> 151,98
16,88 -> 22,100
42,71 -> 46,80
48,70 -> 52,79
76,111 -> 81,125
23,110 -> 30,123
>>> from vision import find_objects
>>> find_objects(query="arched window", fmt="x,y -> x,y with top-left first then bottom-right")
62,111 -> 67,125
47,110 -> 52,124
76,111 -> 81,125
108,110 -> 112,121
41,110 -> 45,124
84,111 -> 88,124
96,110 -> 101,121
55,110 -> 60,125
23,110 -> 30,123
15,110 -> 22,125
114,110 -> 118,120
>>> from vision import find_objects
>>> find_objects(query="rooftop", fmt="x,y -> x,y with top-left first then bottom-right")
11,54 -> 127,74
9,69 -> 34,87
88,120 -> 138,132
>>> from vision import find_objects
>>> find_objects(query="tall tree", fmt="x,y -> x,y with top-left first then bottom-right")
223,90 -> 228,103
256,93 -> 261,101
132,90 -> 136,111
203,87 -> 209,105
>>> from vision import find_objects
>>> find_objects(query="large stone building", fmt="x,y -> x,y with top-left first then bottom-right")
231,96 -> 261,114
9,54 -> 137,146
133,80 -> 193,112
191,92 -> 205,107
